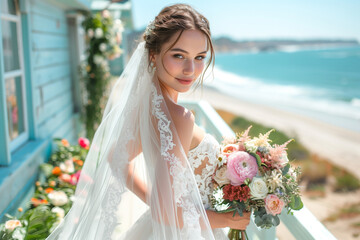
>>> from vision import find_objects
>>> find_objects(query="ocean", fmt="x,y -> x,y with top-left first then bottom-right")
207,46 -> 360,132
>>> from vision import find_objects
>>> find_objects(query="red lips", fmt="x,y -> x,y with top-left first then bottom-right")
176,78 -> 193,85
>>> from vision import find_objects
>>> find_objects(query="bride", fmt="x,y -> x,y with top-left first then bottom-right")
47,4 -> 250,239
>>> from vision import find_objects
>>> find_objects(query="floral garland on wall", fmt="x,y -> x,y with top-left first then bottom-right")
81,10 -> 124,139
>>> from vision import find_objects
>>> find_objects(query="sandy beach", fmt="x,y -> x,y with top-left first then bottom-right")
180,85 -> 360,239
180,86 -> 360,180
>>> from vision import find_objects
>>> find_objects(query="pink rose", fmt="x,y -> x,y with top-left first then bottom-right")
222,144 -> 239,157
78,137 -> 90,149
265,194 -> 285,216
226,151 -> 258,186
70,170 -> 82,185
59,173 -> 71,183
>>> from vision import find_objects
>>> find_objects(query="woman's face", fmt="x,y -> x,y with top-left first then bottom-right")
153,29 -> 208,97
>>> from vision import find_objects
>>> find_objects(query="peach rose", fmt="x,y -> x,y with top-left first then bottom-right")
5,220 -> 22,231
265,194 -> 285,216
222,144 -> 239,157
213,166 -> 231,187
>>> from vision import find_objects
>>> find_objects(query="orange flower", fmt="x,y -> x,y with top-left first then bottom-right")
31,198 -> 48,207
49,180 -> 56,187
18,207 -> 23,212
75,160 -> 84,166
35,181 -> 41,186
52,166 -> 62,176
45,188 -> 54,193
61,139 -> 70,147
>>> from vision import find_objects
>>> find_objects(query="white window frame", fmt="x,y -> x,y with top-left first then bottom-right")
1,0 -> 28,153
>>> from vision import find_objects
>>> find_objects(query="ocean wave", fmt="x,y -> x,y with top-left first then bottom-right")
351,98 -> 360,108
209,67 -> 360,123
209,66 -> 313,97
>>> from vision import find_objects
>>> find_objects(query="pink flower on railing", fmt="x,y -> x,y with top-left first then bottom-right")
70,170 -> 82,185
78,137 -> 90,150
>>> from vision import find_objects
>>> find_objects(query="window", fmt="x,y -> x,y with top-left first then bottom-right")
1,0 -> 28,157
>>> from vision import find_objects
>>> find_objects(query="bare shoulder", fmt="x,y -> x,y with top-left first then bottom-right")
167,101 -> 194,154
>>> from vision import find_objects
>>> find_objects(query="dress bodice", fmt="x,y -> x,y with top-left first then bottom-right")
187,133 -> 220,209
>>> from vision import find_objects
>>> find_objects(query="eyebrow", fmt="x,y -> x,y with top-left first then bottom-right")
170,48 -> 207,55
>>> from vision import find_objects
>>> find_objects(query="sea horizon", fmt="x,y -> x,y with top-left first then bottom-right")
206,46 -> 360,132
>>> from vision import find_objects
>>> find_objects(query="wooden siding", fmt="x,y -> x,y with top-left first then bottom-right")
0,0 -> 89,222
30,0 -> 76,141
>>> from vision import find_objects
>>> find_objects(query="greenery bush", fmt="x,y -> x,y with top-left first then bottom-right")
81,10 -> 124,139
0,138 -> 89,240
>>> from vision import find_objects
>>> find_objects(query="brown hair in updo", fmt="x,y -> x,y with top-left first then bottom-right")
143,4 -> 215,85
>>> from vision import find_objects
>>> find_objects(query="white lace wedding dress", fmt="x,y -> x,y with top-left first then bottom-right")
121,133 -> 228,240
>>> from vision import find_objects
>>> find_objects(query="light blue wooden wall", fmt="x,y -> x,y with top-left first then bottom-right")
29,0 -> 78,142
0,0 -> 85,222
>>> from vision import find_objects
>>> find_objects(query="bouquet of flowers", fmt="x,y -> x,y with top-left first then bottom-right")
211,126 -> 303,240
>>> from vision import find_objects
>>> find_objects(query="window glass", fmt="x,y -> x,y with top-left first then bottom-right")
5,76 -> 25,140
1,20 -> 20,72
1,0 -> 16,15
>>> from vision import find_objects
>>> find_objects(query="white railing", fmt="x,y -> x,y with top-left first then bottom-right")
180,100 -> 337,240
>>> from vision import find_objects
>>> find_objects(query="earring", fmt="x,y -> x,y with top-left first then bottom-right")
150,62 -> 156,70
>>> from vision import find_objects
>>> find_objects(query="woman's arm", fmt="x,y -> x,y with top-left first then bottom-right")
126,159 -> 148,204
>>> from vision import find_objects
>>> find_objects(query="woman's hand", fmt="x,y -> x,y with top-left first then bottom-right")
206,210 -> 251,230
224,211 -> 251,230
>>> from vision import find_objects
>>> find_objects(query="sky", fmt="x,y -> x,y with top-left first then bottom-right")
131,0 -> 360,41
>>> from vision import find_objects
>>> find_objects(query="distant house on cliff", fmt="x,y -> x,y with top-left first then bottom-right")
0,0 -> 131,222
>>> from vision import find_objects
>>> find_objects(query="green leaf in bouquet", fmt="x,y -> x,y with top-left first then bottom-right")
271,215 -> 280,226
254,215 -> 263,227
250,152 -> 262,168
253,206 -> 266,217
40,164 -> 53,178
290,195 -> 303,210
282,163 -> 290,175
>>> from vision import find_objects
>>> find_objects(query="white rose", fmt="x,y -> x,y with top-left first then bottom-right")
5,220 -> 22,231
249,177 -> 268,199
99,43 -> 107,52
102,10 -> 110,18
244,141 -> 257,153
93,55 -> 104,65
59,159 -> 74,173
213,166 -> 230,186
95,28 -> 103,38
48,191 -> 68,206
51,207 -> 65,219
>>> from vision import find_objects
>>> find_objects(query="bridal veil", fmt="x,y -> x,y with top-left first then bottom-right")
46,42 -> 216,239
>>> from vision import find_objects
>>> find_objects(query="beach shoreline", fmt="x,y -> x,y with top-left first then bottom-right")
180,86 -> 360,180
